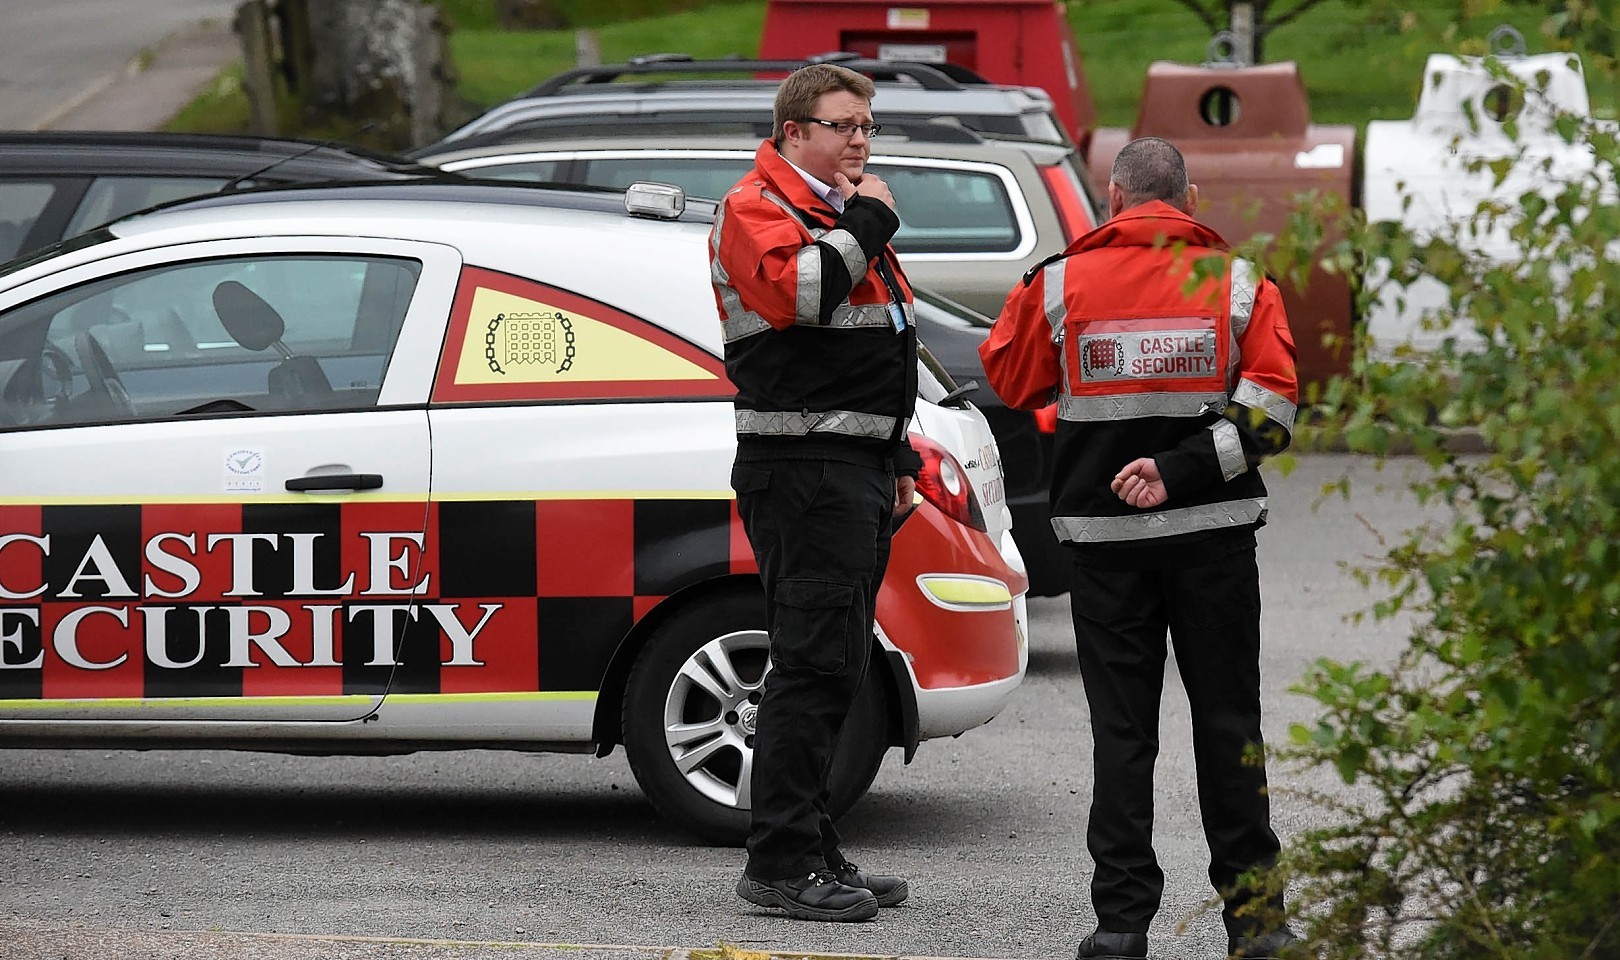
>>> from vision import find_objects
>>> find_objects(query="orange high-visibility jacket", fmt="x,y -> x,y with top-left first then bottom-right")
711,140 -> 917,467
979,200 -> 1298,562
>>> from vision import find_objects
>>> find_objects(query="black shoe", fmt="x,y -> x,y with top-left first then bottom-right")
829,859 -> 909,907
1076,929 -> 1149,959
1228,929 -> 1303,958
736,869 -> 878,922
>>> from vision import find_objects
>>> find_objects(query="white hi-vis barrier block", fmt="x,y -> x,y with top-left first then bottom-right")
1361,38 -> 1617,360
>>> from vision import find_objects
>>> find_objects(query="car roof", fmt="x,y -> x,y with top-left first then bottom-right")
0,131 -> 443,181
522,55 -> 987,95
434,55 -> 1061,148
419,132 -> 1074,169
123,177 -> 716,224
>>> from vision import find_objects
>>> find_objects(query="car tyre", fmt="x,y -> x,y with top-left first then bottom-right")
622,591 -> 893,846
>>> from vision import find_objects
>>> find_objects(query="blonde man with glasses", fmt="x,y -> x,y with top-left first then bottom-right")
709,63 -> 918,922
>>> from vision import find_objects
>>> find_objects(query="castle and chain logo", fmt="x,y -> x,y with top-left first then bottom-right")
484,311 -> 576,377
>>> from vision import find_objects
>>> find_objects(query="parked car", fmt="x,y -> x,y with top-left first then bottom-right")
0,178 -> 1027,845
0,132 -> 449,263
434,55 -> 1073,149
414,132 -> 1085,594
415,132 -> 1096,320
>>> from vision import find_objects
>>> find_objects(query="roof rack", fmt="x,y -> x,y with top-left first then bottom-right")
416,115 -> 992,155
523,54 -> 989,97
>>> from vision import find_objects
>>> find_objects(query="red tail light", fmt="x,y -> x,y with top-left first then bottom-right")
1039,163 -> 1095,245
1034,402 -> 1058,433
908,433 -> 987,532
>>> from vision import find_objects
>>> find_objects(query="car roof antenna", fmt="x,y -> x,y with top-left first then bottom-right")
217,124 -> 380,194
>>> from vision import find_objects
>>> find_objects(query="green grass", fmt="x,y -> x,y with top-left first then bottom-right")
448,1 -> 764,107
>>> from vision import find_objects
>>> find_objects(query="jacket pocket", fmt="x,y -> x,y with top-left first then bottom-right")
730,463 -> 771,496
772,578 -> 859,675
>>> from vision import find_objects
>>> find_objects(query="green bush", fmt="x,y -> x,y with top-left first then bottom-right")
1238,53 -> 1620,959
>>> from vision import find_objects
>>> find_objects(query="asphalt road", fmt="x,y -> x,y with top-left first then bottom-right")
0,453 -> 1441,959
0,0 -> 238,130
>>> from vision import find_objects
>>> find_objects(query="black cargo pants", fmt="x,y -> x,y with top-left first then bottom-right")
731,456 -> 894,881
1068,538 -> 1283,937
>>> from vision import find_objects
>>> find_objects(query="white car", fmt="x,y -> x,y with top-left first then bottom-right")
0,179 -> 1027,844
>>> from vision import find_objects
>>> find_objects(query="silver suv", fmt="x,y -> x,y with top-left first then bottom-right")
436,55 -> 1071,147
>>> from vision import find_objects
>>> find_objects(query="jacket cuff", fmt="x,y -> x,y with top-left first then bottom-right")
837,195 -> 901,261
891,441 -> 923,479
1154,449 -> 1203,500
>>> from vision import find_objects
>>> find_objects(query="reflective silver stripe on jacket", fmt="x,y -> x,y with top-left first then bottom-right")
721,311 -> 771,342
794,245 -> 823,323
820,228 -> 869,288
1227,256 -> 1256,385
1043,259 -> 1068,338
711,199 -> 753,331
722,302 -> 902,342
1043,259 -> 1071,390
1050,497 -> 1268,543
1231,378 -> 1297,433
1211,419 -> 1246,481
1059,391 -> 1229,421
735,409 -> 898,439
1229,257 -> 1256,339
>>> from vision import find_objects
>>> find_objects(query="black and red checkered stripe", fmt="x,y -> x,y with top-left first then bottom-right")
0,497 -> 755,701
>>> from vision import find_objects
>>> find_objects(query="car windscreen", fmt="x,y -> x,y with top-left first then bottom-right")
0,180 -> 57,262
65,176 -> 235,236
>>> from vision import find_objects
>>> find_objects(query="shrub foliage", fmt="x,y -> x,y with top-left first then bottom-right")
1247,51 -> 1620,959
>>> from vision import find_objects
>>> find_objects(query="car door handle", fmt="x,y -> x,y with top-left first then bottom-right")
285,473 -> 384,492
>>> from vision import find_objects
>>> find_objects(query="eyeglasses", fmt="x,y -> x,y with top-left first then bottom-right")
800,117 -> 882,139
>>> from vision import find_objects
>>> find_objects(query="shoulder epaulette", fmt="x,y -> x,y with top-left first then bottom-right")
1022,249 -> 1075,287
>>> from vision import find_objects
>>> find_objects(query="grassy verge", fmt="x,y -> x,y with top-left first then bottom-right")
449,2 -> 765,107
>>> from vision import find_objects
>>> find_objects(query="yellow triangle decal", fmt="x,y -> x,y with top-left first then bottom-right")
455,288 -> 716,386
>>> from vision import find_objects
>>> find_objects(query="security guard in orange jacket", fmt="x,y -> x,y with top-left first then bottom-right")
979,137 -> 1302,960
710,63 -> 917,923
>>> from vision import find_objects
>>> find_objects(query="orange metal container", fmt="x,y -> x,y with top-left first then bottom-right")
1088,62 -> 1357,387
760,0 -> 1097,151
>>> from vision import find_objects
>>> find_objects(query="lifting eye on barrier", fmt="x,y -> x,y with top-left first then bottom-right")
1200,86 -> 1242,127
1482,83 -> 1523,123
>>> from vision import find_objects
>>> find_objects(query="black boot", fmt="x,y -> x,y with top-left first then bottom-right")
1076,929 -> 1149,959
736,869 -> 878,922
1228,929 -> 1303,958
830,859 -> 909,907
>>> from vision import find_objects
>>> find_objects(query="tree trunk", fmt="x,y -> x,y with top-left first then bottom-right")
302,0 -> 454,149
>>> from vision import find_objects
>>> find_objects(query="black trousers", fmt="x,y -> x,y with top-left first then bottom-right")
731,457 -> 894,880
1068,541 -> 1282,936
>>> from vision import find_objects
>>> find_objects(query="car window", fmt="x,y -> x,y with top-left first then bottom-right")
542,155 -> 1023,256
453,159 -> 566,183
65,176 -> 234,235
0,181 -> 58,261
0,254 -> 421,429
1021,112 -> 1066,143
578,157 -> 752,200
868,163 -> 1020,254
